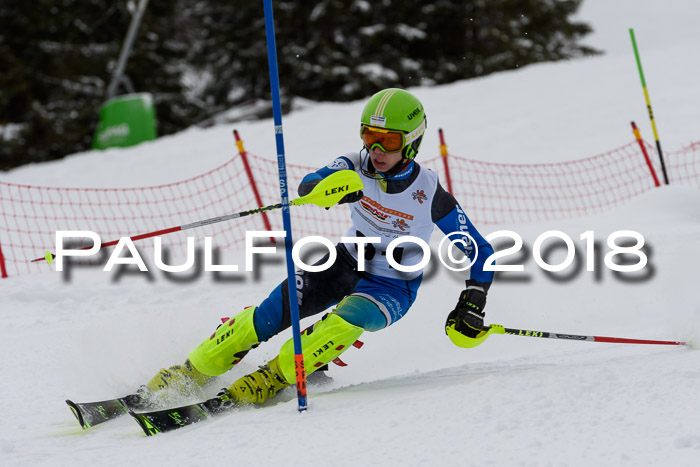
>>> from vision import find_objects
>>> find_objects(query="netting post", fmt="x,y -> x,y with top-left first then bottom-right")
438,128 -> 454,195
0,240 -> 8,278
233,129 -> 276,243
631,121 -> 661,187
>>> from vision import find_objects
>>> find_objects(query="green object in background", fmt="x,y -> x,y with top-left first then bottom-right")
93,93 -> 157,149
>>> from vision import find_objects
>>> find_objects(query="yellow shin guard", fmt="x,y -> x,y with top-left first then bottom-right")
188,306 -> 261,377
228,313 -> 364,405
277,313 -> 364,383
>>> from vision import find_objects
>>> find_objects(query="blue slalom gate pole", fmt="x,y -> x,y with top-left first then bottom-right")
262,0 -> 308,411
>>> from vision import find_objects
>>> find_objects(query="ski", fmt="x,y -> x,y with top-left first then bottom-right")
70,368 -> 334,434
129,393 -> 234,436
66,396 -> 135,429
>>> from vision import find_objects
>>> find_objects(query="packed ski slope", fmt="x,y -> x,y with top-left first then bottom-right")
2,1 -> 700,466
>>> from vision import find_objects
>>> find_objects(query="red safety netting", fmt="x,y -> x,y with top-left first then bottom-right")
424,141 -> 648,224
1,139 -> 699,278
664,141 -> 700,188
421,140 -> 700,225
0,155 -> 350,278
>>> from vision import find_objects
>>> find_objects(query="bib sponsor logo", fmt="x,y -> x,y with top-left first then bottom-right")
361,197 -> 414,220
360,199 -> 389,221
392,218 -> 409,231
412,189 -> 427,204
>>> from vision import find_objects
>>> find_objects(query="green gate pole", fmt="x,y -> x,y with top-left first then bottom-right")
629,28 -> 669,184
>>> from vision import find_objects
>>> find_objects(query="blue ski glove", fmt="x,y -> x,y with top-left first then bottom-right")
445,283 -> 487,338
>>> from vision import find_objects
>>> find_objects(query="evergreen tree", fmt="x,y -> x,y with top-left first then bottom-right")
0,0 -> 190,170
183,0 -> 597,105
0,0 -> 598,171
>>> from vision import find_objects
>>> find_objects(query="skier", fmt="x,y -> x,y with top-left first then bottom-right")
138,88 -> 495,407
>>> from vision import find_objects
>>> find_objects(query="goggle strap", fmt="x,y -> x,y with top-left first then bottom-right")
403,119 -> 427,146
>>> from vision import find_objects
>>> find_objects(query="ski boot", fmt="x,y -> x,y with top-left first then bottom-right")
144,358 -> 213,394
139,306 -> 261,405
227,356 -> 289,405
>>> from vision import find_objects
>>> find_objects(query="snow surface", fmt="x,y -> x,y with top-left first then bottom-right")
2,1 -> 700,466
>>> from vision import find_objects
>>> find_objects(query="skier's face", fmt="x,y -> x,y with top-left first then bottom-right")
369,146 -> 403,173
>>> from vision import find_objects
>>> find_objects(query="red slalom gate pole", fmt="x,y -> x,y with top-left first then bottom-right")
631,121 -> 661,187
0,240 -> 8,278
438,128 -> 454,195
234,129 -> 275,243
485,324 -> 688,346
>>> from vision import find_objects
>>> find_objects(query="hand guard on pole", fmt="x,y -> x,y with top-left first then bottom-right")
297,178 -> 363,205
299,175 -> 363,210
299,177 -> 362,205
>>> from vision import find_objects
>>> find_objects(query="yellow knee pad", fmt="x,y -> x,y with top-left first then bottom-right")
188,306 -> 260,376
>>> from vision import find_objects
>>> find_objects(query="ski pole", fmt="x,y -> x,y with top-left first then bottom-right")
485,324 -> 688,346
33,170 -> 362,263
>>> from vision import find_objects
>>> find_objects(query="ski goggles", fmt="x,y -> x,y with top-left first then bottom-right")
361,125 -> 406,153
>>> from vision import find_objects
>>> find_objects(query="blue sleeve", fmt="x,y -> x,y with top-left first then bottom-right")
434,205 -> 494,285
300,156 -> 355,185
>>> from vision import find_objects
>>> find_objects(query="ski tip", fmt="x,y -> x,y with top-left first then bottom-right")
129,411 -> 161,437
65,399 -> 90,430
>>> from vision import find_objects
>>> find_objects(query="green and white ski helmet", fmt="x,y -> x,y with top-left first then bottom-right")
360,88 -> 427,160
